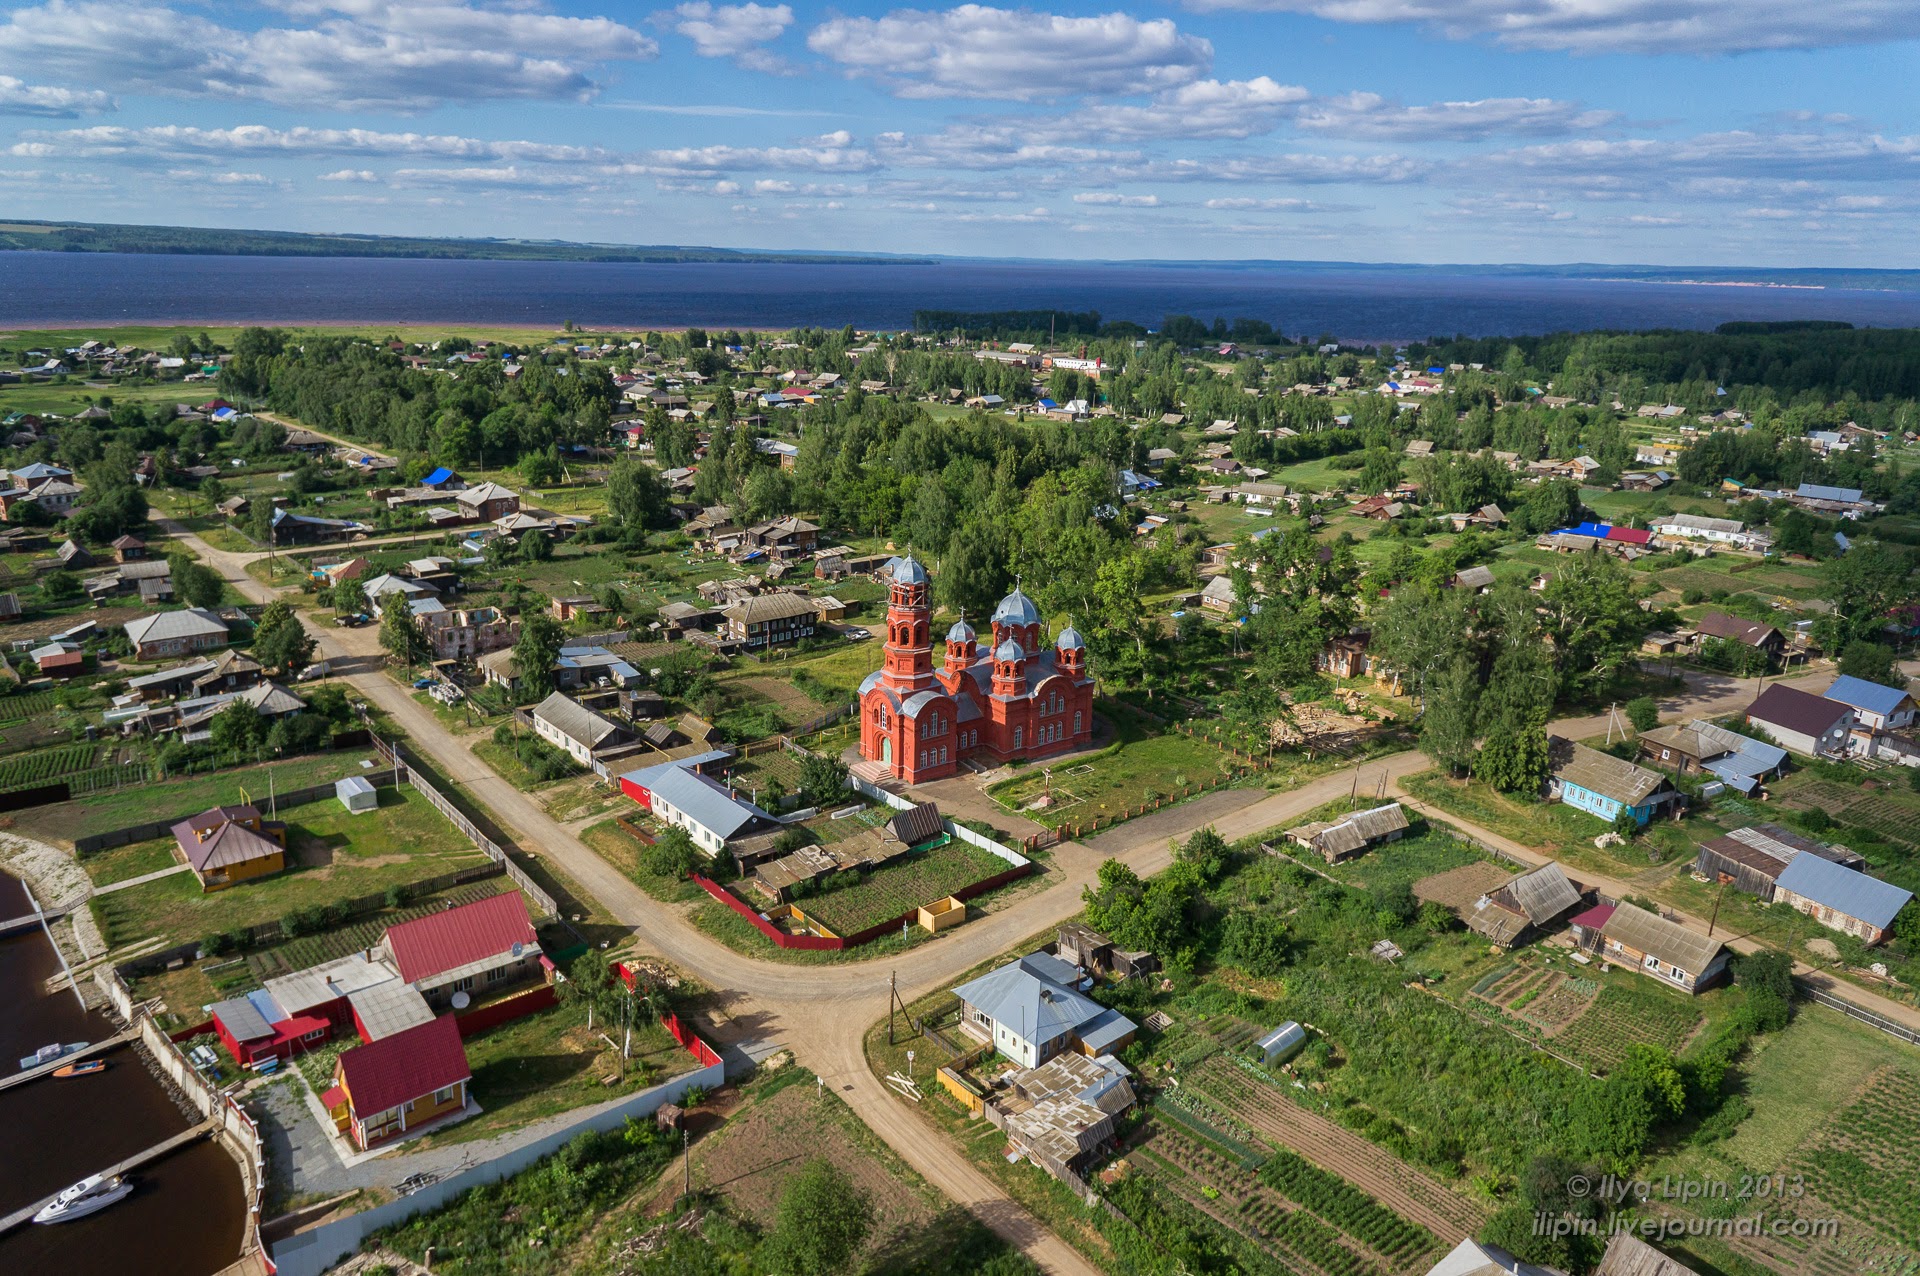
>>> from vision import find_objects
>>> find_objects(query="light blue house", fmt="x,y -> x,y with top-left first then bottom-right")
1550,737 -> 1679,826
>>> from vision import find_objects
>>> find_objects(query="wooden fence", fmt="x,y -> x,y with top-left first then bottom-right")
1797,981 -> 1920,1046
367,732 -> 559,920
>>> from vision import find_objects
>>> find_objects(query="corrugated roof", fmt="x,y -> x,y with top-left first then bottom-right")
171,808 -> 281,873
265,952 -> 398,1017
1601,903 -> 1725,975
1696,612 -> 1779,647
1552,738 -> 1672,807
348,980 -> 436,1041
953,953 -> 1127,1049
889,801 -> 946,848
1495,862 -> 1583,925
623,758 -> 770,842
337,1015 -> 469,1118
1775,855 -> 1913,930
124,608 -> 228,645
212,995 -> 274,1043
384,892 -> 537,985
532,691 -> 624,749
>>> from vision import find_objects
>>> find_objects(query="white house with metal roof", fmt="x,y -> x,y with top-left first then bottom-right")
952,951 -> 1137,1068
618,751 -> 775,858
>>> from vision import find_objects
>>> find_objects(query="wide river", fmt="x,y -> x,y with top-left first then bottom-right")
0,873 -> 246,1276
6,252 -> 1920,339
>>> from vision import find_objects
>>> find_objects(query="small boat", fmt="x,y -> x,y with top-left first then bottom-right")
53,1060 -> 106,1078
33,1174 -> 133,1224
19,1041 -> 90,1071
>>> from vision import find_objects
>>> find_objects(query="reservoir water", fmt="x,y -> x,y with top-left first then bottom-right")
0,873 -> 246,1276
6,252 -> 1920,339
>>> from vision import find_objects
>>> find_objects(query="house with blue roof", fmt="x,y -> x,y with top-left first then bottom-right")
1773,854 -> 1913,946
953,951 -> 1137,1068
419,466 -> 463,490
1822,675 -> 1917,732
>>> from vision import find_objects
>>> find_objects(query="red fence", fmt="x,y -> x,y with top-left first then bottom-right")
453,983 -> 557,1038
661,1011 -> 723,1069
690,875 -> 844,950
168,1019 -> 215,1042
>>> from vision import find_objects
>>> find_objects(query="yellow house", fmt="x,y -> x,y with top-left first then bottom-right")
170,804 -> 287,892
323,1015 -> 471,1150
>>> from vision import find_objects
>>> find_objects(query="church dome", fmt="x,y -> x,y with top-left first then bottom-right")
993,637 -> 1023,663
888,554 -> 928,586
991,586 -> 1040,627
1056,624 -> 1086,651
946,618 -> 976,644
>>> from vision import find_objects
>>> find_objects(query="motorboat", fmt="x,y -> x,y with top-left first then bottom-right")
32,1174 -> 133,1224
19,1041 -> 90,1070
53,1060 -> 107,1078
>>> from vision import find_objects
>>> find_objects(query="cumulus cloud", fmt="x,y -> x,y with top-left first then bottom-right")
164,169 -> 280,186
1064,77 -> 1307,140
13,124 -> 605,163
389,166 -> 600,189
1295,93 -> 1616,140
808,5 -> 1211,100
1120,151 -> 1430,184
318,168 -> 380,182
1204,195 -> 1361,211
665,3 -> 795,71
1173,0 -> 1916,56
1488,129 -> 1920,184
0,0 -> 656,111
0,74 -> 112,117
622,130 -> 879,176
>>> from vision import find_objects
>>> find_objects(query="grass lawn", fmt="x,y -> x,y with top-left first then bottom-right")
580,816 -> 703,903
793,839 -> 1014,937
414,1002 -> 694,1149
470,737 -> 584,791
81,838 -> 182,887
88,787 -> 490,950
988,701 -> 1244,829
691,897 -> 943,965
9,752 -> 384,845
753,637 -> 884,697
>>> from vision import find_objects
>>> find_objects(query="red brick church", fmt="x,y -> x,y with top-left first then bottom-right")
859,554 -> 1096,784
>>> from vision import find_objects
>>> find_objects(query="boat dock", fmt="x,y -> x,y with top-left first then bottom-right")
0,1116 -> 219,1235
0,906 -> 68,938
0,1026 -> 140,1093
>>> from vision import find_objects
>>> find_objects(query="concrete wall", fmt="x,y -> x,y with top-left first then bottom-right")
267,1050 -> 725,1276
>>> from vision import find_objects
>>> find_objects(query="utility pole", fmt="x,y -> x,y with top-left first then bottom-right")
1706,877 -> 1729,937
682,1127 -> 691,1199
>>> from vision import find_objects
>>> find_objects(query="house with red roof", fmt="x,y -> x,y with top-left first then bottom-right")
380,891 -> 543,1011
323,1015 -> 471,1149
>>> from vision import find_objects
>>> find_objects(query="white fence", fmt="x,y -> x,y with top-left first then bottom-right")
847,774 -> 1031,872
266,1050 -> 725,1276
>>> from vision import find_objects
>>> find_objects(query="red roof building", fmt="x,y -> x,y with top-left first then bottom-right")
1603,526 -> 1652,546
326,1015 -> 471,1149
382,892 -> 541,1006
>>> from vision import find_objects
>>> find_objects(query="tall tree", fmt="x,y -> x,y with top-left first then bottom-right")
514,611 -> 565,702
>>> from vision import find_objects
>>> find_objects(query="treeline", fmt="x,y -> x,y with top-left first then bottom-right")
0,220 -> 922,265
910,308 -> 1318,349
1418,325 -> 1920,404
912,308 -> 1106,336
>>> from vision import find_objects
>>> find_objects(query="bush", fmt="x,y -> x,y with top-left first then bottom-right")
201,932 -> 234,957
383,884 -> 411,910
281,905 -> 328,937
1624,696 -> 1660,732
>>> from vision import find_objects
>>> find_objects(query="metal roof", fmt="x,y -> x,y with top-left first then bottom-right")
266,952 -> 399,1017
336,1015 -> 469,1119
1823,675 -> 1911,718
123,608 -> 228,645
1551,738 -> 1672,807
211,995 -> 274,1043
622,758 -> 771,841
384,892 -> 537,985
1775,854 -> 1912,930
1600,903 -> 1725,975
347,979 -> 435,1041
1747,683 -> 1852,739
952,952 -> 1128,1049
532,691 -> 625,749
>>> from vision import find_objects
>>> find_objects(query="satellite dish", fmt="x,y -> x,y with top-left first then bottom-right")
451,991 -> 471,1010
511,942 -> 524,958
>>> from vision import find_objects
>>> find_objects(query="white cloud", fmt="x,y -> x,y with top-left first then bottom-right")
666,3 -> 795,71
1489,129 -> 1920,184
1295,93 -> 1616,140
0,0 -> 656,112
1175,0 -> 1917,55
808,5 -> 1211,100
1204,196 -> 1359,212
875,125 -> 1139,169
318,168 -> 380,182
389,166 -> 599,189
1073,191 -> 1159,206
1121,151 -> 1430,183
0,74 -> 111,117
1065,77 -> 1307,140
14,124 -> 604,163
625,130 -> 879,175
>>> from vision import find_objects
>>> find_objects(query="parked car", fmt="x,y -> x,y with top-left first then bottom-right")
296,661 -> 331,682
845,627 -> 871,641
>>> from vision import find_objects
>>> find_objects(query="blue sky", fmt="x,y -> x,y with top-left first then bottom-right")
0,0 -> 1916,264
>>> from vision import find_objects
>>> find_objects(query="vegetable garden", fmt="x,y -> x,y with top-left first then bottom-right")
1554,984 -> 1703,1072
789,840 -> 1015,937
0,742 -> 126,794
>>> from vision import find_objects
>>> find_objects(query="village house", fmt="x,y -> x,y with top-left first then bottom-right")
1282,802 -> 1409,864
1651,513 -> 1770,553
1582,901 -> 1730,994
418,605 -> 517,663
1550,738 -> 1680,825
1199,575 -> 1241,614
1695,611 -> 1784,662
1694,822 -> 1866,900
123,608 -> 229,661
171,804 -> 288,891
271,508 -> 369,545
1822,674 -> 1917,732
1745,683 -> 1853,758
381,890 -> 545,1010
1634,719 -> 1788,795
1591,1233 -> 1702,1276
1463,862 -> 1584,948
453,481 -> 519,523
722,591 -> 818,649
990,1051 -> 1136,1192
619,751 -> 775,860
952,951 -> 1137,1069
1422,1239 -> 1562,1276
743,515 -> 819,558
1771,854 -> 1913,946
324,1015 -> 472,1150
530,691 -> 637,767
